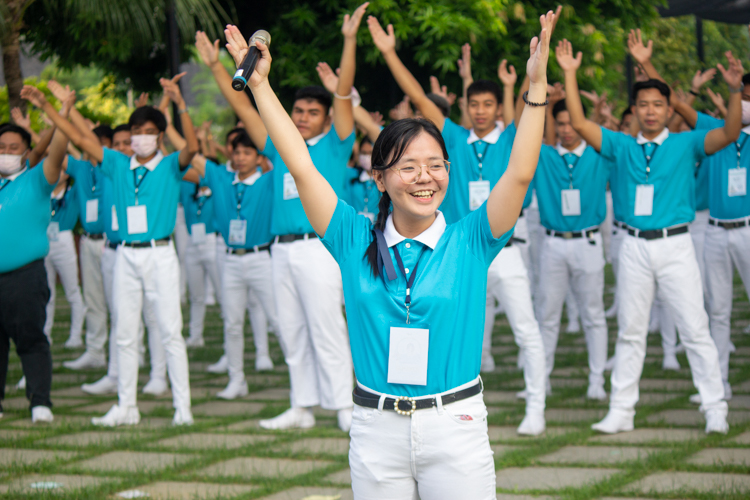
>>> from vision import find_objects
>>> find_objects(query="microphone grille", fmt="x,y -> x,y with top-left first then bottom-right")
249,30 -> 271,47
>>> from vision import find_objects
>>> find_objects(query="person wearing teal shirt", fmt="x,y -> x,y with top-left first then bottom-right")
242,8 -> 552,494
560,35 -> 737,435
26,76 -> 200,428
0,122 -> 67,424
344,138 -> 381,222
370,16 -> 546,435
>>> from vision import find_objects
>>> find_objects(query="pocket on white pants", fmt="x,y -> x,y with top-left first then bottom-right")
352,404 -> 383,427
443,393 -> 488,426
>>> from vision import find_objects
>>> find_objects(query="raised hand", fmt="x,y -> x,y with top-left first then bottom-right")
548,5 -> 563,39
581,89 -> 604,106
342,2 -> 369,39
634,65 -> 648,82
555,39 -> 581,73
367,16 -> 396,54
47,81 -> 74,104
458,43 -> 472,81
627,29 -> 653,65
429,76 -> 456,105
195,31 -> 220,67
389,95 -> 413,120
316,62 -> 339,94
10,108 -> 31,130
498,59 -> 517,86
717,50 -> 744,90
369,110 -> 385,127
691,68 -> 716,92
547,82 -> 565,104
20,85 -> 48,108
134,92 -> 149,108
224,25 -> 250,68
159,72 -> 187,107
707,88 -> 725,109
60,92 -> 76,118
527,10 -> 555,85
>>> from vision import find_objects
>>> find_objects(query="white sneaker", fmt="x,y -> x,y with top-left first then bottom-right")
604,356 -> 616,371
31,406 -> 54,423
516,390 -> 528,400
744,324 -> 750,334
142,378 -> 169,396
207,355 -> 229,373
662,354 -> 681,371
255,355 -> 274,372
64,336 -> 83,349
566,320 -> 580,334
185,336 -> 204,348
259,407 -> 315,430
82,376 -> 118,395
604,304 -> 617,318
217,379 -> 249,400
517,412 -> 545,436
586,384 -> 607,401
705,408 -> 729,434
173,407 -> 194,426
338,408 -> 353,432
16,376 -> 26,390
63,351 -> 106,370
591,409 -> 634,434
689,393 -> 702,405
480,354 -> 495,373
92,405 -> 141,427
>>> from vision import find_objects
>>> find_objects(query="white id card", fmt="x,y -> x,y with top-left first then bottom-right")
111,206 -> 119,232
468,180 -> 491,211
126,205 -> 148,235
634,184 -> 654,216
283,172 -> 300,200
191,223 -> 206,245
85,199 -> 99,223
387,326 -> 429,386
728,168 -> 747,197
358,211 -> 376,223
228,219 -> 247,246
561,189 -> 581,216
47,222 -> 60,242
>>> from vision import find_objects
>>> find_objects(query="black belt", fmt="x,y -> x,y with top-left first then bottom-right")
613,220 -> 628,229
121,237 -> 171,248
546,228 -> 599,240
226,242 -> 271,255
83,231 -> 104,240
709,218 -> 748,230
106,241 -> 120,250
274,232 -> 317,244
353,382 -> 483,416
627,225 -> 689,240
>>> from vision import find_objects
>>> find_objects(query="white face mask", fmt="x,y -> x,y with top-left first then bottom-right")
358,153 -> 372,172
0,154 -> 25,176
742,100 -> 750,126
130,134 -> 159,158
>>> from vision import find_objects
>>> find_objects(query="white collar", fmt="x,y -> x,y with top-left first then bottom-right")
383,211 -> 446,249
232,170 -> 261,186
636,128 -> 669,146
305,130 -> 327,147
742,125 -> 750,136
3,166 -> 27,182
556,140 -> 587,157
359,170 -> 372,182
225,160 -> 234,173
467,125 -> 501,145
129,151 -> 164,171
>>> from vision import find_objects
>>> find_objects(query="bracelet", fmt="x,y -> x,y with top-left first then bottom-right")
177,108 -> 188,115
522,91 -> 548,107
729,85 -> 743,94
689,89 -> 699,97
334,91 -> 353,100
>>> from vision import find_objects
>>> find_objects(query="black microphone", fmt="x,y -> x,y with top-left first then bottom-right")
232,30 -> 272,91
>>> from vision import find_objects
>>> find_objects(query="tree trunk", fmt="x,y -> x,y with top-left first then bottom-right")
2,27 -> 24,119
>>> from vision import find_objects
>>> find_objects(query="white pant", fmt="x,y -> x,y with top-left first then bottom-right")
690,209 -> 709,293
222,249 -> 278,381
349,381 -> 495,500
483,245 -> 545,414
704,222 -> 750,383
272,237 -> 353,410
174,205 -> 189,303
602,191 -> 614,262
44,230 -> 85,340
650,290 -> 678,356
611,233 -> 726,412
185,233 -> 222,340
524,205 -> 543,301
80,235 -> 108,356
113,243 -> 190,411
514,214 -> 532,282
608,222 -> 627,313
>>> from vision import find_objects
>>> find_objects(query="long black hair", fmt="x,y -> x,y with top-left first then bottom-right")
364,118 -> 448,277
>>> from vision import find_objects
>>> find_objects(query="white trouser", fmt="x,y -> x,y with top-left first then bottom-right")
79,235 -> 108,357
44,230 -> 85,340
483,245 -> 545,414
113,243 -> 190,411
609,222 -> 627,312
690,209 -> 709,293
349,380 -> 495,500
704,223 -> 750,384
222,249 -> 278,381
611,233 -> 726,412
272,237 -> 353,410
650,291 -> 678,356
524,205 -> 543,301
174,205 -> 189,303
537,232 -> 608,387
602,191 -> 614,262
514,215 -> 532,283
185,233 -> 222,340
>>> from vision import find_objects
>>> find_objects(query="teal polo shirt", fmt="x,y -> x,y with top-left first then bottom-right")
343,167 -> 381,217
694,112 -> 750,220
203,161 -> 274,249
536,142 -> 612,232
50,183 -> 80,231
321,199 -> 513,397
180,180 -> 217,235
600,127 -> 708,231
262,125 -> 355,236
101,175 -> 120,244
0,164 -> 56,273
100,148 -> 187,242
66,155 -> 105,234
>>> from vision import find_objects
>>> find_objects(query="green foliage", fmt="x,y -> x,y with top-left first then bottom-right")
186,48 -> 240,142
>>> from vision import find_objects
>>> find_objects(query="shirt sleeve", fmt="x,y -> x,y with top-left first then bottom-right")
694,111 -> 724,131
260,135 -> 277,161
34,160 -> 57,194
166,152 -> 186,179
441,118 -> 461,150
599,127 -> 624,162
100,147 -> 128,178
320,199 -> 372,264
690,129 -> 710,161
460,201 -> 513,265
66,156 -> 82,178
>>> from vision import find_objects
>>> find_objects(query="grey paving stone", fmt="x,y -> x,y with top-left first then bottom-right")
0,429 -> 32,440
50,386 -> 88,397
69,451 -> 194,473
549,378 -> 588,389
74,400 -> 173,415
491,346 -> 515,355
636,393 -> 682,405
40,431 -> 135,447
221,419 -> 261,432
324,468 -> 351,484
0,474 -> 115,494
729,430 -> 750,444
1,414 -> 92,428
495,466 -> 620,491
1,397 -> 30,410
589,428 -> 704,444
285,438 -> 350,455
626,471 -> 750,494
492,444 -> 521,457
118,481 -> 256,499
197,457 -> 333,479
488,426 -> 576,441
245,388 -> 290,400
647,409 -> 750,425
496,496 -> 558,500
483,391 -> 523,404
551,367 -> 588,377
257,487 -> 353,500
555,346 -> 586,354
313,407 -> 337,417
728,395 -> 750,409
687,448 -> 750,466
191,401 -> 265,417
545,408 -> 608,423
537,446 -> 659,464
151,432 -> 275,450
639,379 -> 695,391
0,448 -> 77,466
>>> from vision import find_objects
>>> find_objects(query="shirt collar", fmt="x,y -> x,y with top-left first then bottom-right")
4,166 -> 27,182
129,151 -> 164,171
467,125 -> 501,145
556,140 -> 587,157
232,170 -> 261,186
742,125 -> 750,136
636,128 -> 669,146
383,211 -> 446,249
359,170 -> 372,182
225,160 -> 234,173
305,130 -> 327,147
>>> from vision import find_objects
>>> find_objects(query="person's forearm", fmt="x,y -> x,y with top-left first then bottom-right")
29,127 -> 54,167
639,60 -> 664,83
723,91 -> 742,140
353,106 -> 381,143
514,76 -> 530,128
43,128 -> 68,184
563,69 -> 602,150
545,103 -> 556,145
508,82 -> 547,184
166,124 -> 187,151
333,35 -> 356,138
210,61 -> 267,148
177,105 -> 200,166
503,84 -> 515,126
672,98 -> 698,128
382,50 -> 443,126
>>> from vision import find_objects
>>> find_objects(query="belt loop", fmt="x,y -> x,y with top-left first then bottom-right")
436,393 -> 444,415
377,394 -> 386,413
662,228 -> 667,238
150,239 -> 155,248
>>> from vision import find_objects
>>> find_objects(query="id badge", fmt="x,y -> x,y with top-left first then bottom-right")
283,172 -> 300,200
561,189 -> 581,216
85,199 -> 99,223
126,205 -> 148,235
191,223 -> 207,245
111,206 -> 119,232
47,222 -> 60,242
387,325 -> 429,386
468,180 -> 491,211
228,219 -> 247,246
358,210 -> 376,223
634,184 -> 654,216
728,168 -> 747,197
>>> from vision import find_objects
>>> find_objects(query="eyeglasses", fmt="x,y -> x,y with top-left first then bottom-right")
388,160 -> 451,185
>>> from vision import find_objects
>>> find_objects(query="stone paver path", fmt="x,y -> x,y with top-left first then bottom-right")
68,451 -> 194,473
496,466 -> 620,491
626,471 -> 750,495
197,457 -> 334,479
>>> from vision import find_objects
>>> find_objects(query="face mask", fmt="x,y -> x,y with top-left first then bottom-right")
130,134 -> 159,158
742,100 -> 750,126
358,153 -> 372,172
0,154 -> 25,176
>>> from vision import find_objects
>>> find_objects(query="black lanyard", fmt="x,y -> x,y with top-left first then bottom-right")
734,134 -> 748,169
90,164 -> 98,193
558,152 -> 581,189
640,143 -> 659,183
392,245 -> 427,324
234,183 -> 247,218
0,178 -> 10,193
133,168 -> 149,205
471,140 -> 491,180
